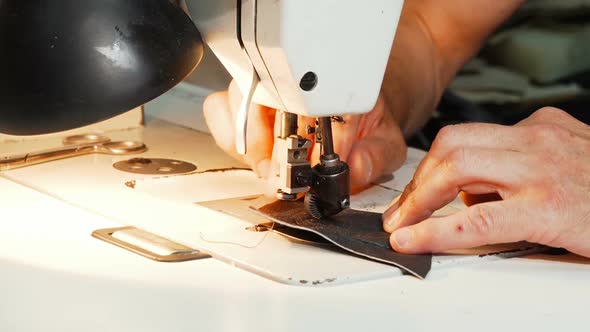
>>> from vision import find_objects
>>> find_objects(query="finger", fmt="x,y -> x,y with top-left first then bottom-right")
390,199 -> 532,254
383,147 -> 528,233
203,91 -> 240,160
345,99 -> 407,192
204,89 -> 274,175
262,116 -> 285,197
331,115 -> 361,162
409,123 -> 529,193
348,131 -> 406,192
460,192 -> 502,207
382,194 -> 402,222
395,123 -> 531,216
517,107 -> 578,129
384,171 -> 493,220
227,81 -> 277,177
516,107 -> 590,141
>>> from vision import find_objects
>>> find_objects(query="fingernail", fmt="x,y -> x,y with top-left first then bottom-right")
392,228 -> 412,249
383,208 -> 400,233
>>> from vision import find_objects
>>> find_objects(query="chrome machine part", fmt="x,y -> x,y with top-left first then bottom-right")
189,1 -> 402,118
62,134 -> 111,146
275,111 -> 312,200
235,62 -> 259,155
113,158 -> 197,175
92,226 -> 209,262
0,140 -> 147,171
305,117 -> 350,219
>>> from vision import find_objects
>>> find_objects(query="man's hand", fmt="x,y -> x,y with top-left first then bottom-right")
203,80 -> 407,193
383,107 -> 590,257
202,0 -> 525,194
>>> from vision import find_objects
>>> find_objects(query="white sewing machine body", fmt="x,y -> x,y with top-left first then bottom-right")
189,1 -> 405,206
189,0 -> 402,117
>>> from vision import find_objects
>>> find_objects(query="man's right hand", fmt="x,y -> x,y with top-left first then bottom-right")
203,80 -> 408,194
202,0 -> 525,195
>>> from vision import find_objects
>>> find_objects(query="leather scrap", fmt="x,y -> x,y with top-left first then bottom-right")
251,199 -> 432,279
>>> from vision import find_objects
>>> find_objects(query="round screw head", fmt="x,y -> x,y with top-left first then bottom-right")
299,71 -> 318,91
340,198 -> 350,209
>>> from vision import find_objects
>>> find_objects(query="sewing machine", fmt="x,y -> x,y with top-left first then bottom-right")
190,0 -> 399,218
1,0 -> 400,219
1,1 -> 590,331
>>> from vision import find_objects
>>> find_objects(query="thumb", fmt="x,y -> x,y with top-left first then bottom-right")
341,95 -> 407,193
347,123 -> 407,193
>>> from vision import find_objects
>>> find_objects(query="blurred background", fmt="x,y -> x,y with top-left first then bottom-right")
410,0 -> 590,149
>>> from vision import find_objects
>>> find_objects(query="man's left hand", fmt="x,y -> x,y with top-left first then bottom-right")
382,107 -> 590,257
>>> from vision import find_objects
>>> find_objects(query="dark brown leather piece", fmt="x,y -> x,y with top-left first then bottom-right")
251,199 -> 432,279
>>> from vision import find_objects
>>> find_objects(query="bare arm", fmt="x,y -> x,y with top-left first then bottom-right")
203,0 -> 525,192
384,0 -> 525,136
382,1 -> 590,258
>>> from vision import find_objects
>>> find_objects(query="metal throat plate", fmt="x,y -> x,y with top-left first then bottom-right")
113,158 -> 197,175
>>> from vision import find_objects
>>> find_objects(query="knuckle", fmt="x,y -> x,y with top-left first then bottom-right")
403,193 -> 420,212
432,125 -> 474,163
400,179 -> 419,202
433,125 -> 458,148
406,178 -> 419,193
443,147 -> 468,173
531,107 -> 569,121
465,205 -> 496,236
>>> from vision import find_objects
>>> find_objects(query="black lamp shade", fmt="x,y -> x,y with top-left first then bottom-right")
0,0 -> 203,135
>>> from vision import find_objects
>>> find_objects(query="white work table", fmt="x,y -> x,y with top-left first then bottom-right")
1,174 -> 589,331
1,86 -> 589,331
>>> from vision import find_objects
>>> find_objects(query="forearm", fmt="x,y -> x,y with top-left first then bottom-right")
382,0 -> 524,137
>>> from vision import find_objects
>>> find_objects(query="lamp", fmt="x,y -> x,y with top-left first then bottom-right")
0,0 -> 203,135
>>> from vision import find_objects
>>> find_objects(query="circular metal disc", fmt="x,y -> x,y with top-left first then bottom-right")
62,134 -> 110,145
113,158 -> 197,175
0,0 -> 203,135
102,141 -> 147,155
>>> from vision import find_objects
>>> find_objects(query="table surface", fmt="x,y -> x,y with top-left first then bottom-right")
2,175 -> 590,332
1,93 -> 589,332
